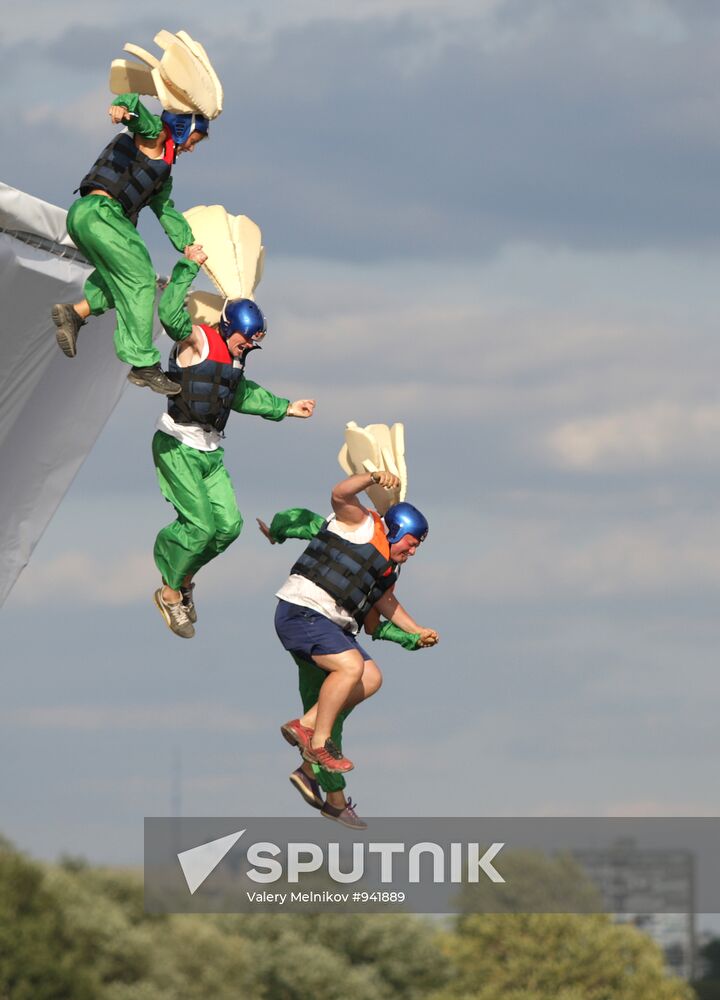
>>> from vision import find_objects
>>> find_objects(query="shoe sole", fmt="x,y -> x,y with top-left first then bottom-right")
51,305 -> 77,358
289,772 -> 323,810
320,810 -> 368,830
153,590 -> 195,639
127,372 -> 182,396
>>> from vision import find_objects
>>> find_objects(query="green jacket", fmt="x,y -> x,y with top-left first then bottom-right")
110,93 -> 194,252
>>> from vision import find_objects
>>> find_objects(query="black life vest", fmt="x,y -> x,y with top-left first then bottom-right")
291,512 -> 398,626
77,132 -> 172,224
167,325 -> 246,433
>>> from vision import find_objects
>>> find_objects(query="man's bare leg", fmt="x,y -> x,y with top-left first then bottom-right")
300,658 -> 383,731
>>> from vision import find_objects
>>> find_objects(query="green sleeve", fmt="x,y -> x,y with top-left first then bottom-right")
148,178 -> 195,252
372,620 -> 422,651
231,380 -> 289,421
157,258 -> 199,342
111,94 -> 163,139
268,508 -> 325,544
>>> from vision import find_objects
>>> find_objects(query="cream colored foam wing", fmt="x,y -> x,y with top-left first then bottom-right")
123,43 -> 160,68
183,205 -> 264,303
110,59 -> 157,97
390,422 -> 407,501
154,30 -> 223,115
337,443 -> 353,476
344,424 -> 397,514
153,29 -> 180,51
183,205 -> 235,296
151,67 -> 195,113
114,32 -> 222,117
175,31 -> 223,113
158,44 -> 221,119
366,424 -> 399,477
187,291 -> 224,327
345,424 -> 380,474
229,215 -> 263,300
254,247 -> 266,293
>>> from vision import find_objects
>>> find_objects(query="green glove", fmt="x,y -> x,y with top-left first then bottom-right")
372,619 -> 421,650
269,508 -> 325,543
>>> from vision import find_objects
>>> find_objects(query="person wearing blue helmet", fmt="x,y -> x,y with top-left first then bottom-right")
271,470 -> 438,827
151,251 -> 316,639
51,95 -> 210,395
258,501 -> 433,828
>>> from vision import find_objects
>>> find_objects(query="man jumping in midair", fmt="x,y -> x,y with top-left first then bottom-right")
259,503 -> 437,828
270,472 -> 438,827
152,245 -> 315,638
52,30 -> 223,395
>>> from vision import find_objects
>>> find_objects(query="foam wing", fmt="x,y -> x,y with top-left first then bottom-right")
109,59 -> 156,97
229,215 -> 263,300
339,421 -> 407,514
158,44 -> 221,119
187,290 -> 224,327
114,30 -> 223,118
390,422 -> 407,501
183,205 -> 265,304
122,43 -> 160,68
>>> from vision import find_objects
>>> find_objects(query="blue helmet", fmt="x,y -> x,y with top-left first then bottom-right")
219,298 -> 267,342
384,502 -> 429,545
161,111 -> 210,146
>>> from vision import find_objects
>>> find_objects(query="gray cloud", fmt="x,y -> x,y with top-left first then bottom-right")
7,1 -> 720,260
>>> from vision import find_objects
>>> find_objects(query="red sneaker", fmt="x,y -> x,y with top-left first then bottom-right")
281,719 -> 314,752
303,738 -> 354,773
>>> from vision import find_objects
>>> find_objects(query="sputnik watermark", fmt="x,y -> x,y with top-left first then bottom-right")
178,830 -> 504,894
145,817 -> 712,914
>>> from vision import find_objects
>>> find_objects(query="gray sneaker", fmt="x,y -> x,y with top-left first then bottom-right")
320,798 -> 368,830
51,303 -> 85,358
154,588 -> 195,638
289,766 -> 324,810
180,583 -> 197,624
127,364 -> 182,396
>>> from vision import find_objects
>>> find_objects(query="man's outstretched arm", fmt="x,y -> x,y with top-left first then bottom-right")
373,589 -> 439,647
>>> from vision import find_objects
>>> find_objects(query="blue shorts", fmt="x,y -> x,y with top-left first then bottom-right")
275,599 -> 371,663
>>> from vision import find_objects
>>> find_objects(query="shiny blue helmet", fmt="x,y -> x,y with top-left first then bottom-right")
384,502 -> 429,545
219,298 -> 267,342
161,111 -> 210,146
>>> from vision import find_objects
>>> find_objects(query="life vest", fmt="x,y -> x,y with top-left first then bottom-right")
167,325 -> 246,433
291,512 -> 398,626
77,132 -> 172,224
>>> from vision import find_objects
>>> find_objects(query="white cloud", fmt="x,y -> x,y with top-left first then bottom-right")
546,403 -> 720,471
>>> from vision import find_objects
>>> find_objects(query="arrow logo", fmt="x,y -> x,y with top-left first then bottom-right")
177,829 -> 245,894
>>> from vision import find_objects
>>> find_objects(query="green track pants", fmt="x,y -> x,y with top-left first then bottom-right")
293,652 -> 353,794
66,195 -> 160,368
152,432 -> 243,590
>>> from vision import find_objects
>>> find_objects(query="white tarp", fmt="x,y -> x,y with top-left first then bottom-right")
0,182 -> 161,607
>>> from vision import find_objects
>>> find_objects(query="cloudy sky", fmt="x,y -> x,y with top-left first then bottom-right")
3,0 -> 720,869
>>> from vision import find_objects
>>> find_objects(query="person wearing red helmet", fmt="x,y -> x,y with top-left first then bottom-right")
151,251 -> 315,638
272,472 -> 438,827
51,95 -> 209,395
